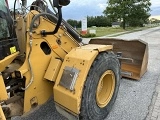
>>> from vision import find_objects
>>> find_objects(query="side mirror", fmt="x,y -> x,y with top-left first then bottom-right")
53,0 -> 70,7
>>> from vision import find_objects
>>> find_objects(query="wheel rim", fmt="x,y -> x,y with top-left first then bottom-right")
96,70 -> 115,108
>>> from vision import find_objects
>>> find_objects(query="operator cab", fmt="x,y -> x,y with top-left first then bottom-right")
0,0 -> 19,60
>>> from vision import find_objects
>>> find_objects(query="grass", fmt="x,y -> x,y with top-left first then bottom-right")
90,27 -> 126,37
76,25 -> 160,38
76,27 -> 141,37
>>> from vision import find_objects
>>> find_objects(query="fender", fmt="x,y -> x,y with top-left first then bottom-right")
54,44 -> 112,115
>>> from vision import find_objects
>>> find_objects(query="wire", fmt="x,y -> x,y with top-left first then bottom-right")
21,36 -> 34,90
26,5 -> 44,13
29,12 -> 58,34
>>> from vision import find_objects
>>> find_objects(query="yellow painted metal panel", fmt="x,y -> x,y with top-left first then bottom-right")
0,105 -> 6,120
22,37 -> 55,113
44,57 -> 62,81
79,44 -> 113,52
54,44 -> 112,114
18,12 -> 56,113
32,11 -> 80,58
54,49 -> 98,114
0,52 -> 19,72
0,74 -> 8,101
13,11 -> 80,113
19,10 -> 80,113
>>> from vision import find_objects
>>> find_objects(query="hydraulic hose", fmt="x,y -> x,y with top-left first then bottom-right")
13,0 -> 17,20
29,12 -> 58,33
30,8 -> 62,36
21,20 -> 35,91
21,39 -> 34,90
29,11 -> 82,43
43,6 -> 62,35
46,8 -> 82,43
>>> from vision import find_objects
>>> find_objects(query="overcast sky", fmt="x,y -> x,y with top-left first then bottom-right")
8,0 -> 160,20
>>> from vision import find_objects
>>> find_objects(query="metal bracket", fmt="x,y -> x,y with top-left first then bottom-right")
59,66 -> 79,91
121,71 -> 132,77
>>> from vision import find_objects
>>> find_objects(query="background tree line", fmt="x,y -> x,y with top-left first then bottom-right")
67,0 -> 152,29
67,16 -> 112,28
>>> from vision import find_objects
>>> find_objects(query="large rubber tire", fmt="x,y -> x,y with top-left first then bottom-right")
79,52 -> 121,120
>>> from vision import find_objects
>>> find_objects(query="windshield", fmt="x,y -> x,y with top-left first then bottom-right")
0,0 -> 13,40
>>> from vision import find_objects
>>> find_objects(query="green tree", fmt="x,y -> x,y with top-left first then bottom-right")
66,19 -> 81,28
104,0 -> 151,29
87,16 -> 111,27
67,16 -> 111,29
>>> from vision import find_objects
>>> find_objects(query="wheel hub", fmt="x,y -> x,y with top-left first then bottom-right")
96,70 -> 115,108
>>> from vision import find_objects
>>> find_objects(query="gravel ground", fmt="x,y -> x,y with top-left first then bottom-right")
12,26 -> 160,120
12,98 -> 67,120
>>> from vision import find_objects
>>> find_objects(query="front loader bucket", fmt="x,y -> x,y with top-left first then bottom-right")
89,38 -> 148,80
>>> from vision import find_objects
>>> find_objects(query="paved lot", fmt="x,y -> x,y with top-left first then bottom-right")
12,26 -> 160,120
106,26 -> 160,120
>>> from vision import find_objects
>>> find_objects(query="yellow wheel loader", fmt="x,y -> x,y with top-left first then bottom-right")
0,0 -> 148,120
